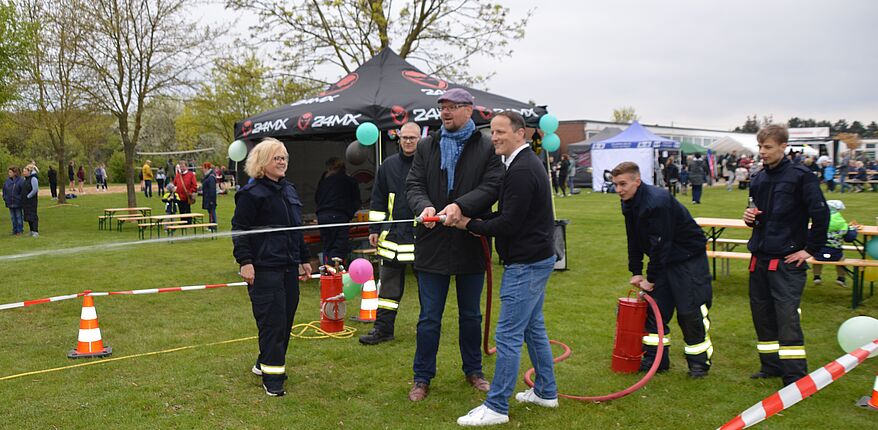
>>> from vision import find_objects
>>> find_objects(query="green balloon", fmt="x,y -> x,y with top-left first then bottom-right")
838,316 -> 878,357
539,114 -> 559,134
356,122 -> 379,146
228,140 -> 247,162
543,133 -> 561,152
866,238 -> 878,259
342,273 -> 360,299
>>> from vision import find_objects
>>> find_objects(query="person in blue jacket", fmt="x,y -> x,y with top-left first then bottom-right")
743,124 -> 829,387
201,162 -> 217,232
613,160 -> 714,378
3,166 -> 24,235
232,137 -> 312,397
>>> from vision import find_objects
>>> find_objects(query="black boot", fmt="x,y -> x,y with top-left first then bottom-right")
359,327 -> 394,345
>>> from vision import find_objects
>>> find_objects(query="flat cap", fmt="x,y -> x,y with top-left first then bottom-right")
437,88 -> 474,105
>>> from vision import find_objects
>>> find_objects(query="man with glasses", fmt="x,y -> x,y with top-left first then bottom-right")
360,122 -> 421,345
405,88 -> 503,401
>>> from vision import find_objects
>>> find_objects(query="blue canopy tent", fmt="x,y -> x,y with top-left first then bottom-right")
590,121 -> 680,192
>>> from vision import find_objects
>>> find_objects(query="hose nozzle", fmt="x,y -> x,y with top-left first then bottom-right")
416,215 -> 447,224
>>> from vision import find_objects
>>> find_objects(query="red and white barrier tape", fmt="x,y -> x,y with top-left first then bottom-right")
719,339 -> 878,429
0,282 -> 248,311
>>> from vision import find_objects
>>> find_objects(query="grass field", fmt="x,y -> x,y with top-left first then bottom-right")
0,185 -> 876,429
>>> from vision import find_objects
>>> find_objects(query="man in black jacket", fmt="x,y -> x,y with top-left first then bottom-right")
743,124 -> 828,386
405,88 -> 503,401
455,111 -> 558,426
612,161 -> 714,377
360,122 -> 420,345
315,157 -> 361,264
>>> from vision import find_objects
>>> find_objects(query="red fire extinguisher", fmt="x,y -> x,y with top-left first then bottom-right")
319,270 -> 346,333
611,290 -> 648,373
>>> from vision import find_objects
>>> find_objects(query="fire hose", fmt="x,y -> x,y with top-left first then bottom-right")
478,236 -> 665,402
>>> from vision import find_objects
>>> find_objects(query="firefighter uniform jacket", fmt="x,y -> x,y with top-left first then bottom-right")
406,130 -> 503,275
622,183 -> 707,283
747,157 -> 829,258
369,152 -> 416,262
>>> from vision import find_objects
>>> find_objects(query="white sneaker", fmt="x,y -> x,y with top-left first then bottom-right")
457,405 -> 509,426
515,388 -> 559,408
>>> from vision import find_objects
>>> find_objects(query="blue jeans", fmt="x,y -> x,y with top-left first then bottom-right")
691,184 -> 703,203
413,271 -> 484,383
144,180 -> 152,197
484,256 -> 557,414
8,208 -> 23,234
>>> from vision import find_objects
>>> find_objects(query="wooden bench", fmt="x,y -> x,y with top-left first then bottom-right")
138,220 -> 187,239
705,250 -> 878,308
115,216 -> 151,232
98,215 -> 111,230
165,223 -> 218,237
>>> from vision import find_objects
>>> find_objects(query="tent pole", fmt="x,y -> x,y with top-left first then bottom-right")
546,152 -> 557,219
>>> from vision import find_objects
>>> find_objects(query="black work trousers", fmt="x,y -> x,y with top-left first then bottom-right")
642,253 -> 713,371
749,257 -> 808,385
249,269 -> 300,384
317,211 -> 350,264
374,260 -> 415,335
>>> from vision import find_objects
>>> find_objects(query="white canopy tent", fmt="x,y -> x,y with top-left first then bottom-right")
709,134 -> 758,155
590,121 -> 680,192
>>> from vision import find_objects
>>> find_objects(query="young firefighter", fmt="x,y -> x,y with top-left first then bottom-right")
359,122 -> 421,345
612,161 -> 714,377
743,124 -> 829,386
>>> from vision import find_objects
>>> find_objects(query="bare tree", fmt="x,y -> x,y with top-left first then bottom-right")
76,0 -> 220,206
18,0 -> 89,204
226,0 -> 532,86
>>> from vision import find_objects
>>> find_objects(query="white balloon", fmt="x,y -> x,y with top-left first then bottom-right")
838,316 -> 878,358
229,140 -> 247,162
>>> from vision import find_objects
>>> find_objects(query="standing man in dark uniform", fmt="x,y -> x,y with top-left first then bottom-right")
315,157 -> 361,264
360,122 -> 421,345
612,161 -> 714,377
405,88 -> 503,401
743,124 -> 828,386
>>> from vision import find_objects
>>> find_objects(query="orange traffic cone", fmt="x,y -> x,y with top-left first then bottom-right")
67,292 -> 112,358
352,277 -> 378,322
858,373 -> 878,410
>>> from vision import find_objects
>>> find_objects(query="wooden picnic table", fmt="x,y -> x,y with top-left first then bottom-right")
695,217 -> 750,280
104,207 -> 152,217
139,213 -> 206,238
100,207 -> 152,230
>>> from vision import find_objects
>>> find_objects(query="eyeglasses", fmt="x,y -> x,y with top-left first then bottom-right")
400,136 -> 420,141
438,104 -> 468,112
273,156 -> 288,163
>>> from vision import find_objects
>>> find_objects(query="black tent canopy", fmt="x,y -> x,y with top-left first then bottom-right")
234,48 -> 546,141
233,49 -> 547,214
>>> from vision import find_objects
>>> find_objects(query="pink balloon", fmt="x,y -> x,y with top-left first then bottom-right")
348,258 -> 373,284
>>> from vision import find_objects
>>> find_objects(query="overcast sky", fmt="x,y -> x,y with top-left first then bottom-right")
199,0 -> 878,131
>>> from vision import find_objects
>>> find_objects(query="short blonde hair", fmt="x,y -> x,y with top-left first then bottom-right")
245,137 -> 287,179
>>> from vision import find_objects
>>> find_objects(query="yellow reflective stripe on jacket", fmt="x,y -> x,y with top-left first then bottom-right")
778,346 -> 806,359
369,210 -> 387,222
757,341 -> 780,353
377,299 -> 399,310
260,363 -> 285,374
397,253 -> 415,262
642,333 -> 670,346
387,193 -> 395,221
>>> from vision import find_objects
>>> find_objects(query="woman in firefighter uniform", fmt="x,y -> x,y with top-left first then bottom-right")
612,161 -> 714,377
743,125 -> 828,387
360,122 -> 421,345
232,137 -> 312,397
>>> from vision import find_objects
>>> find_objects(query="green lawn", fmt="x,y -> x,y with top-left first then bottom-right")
0,186 -> 876,429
